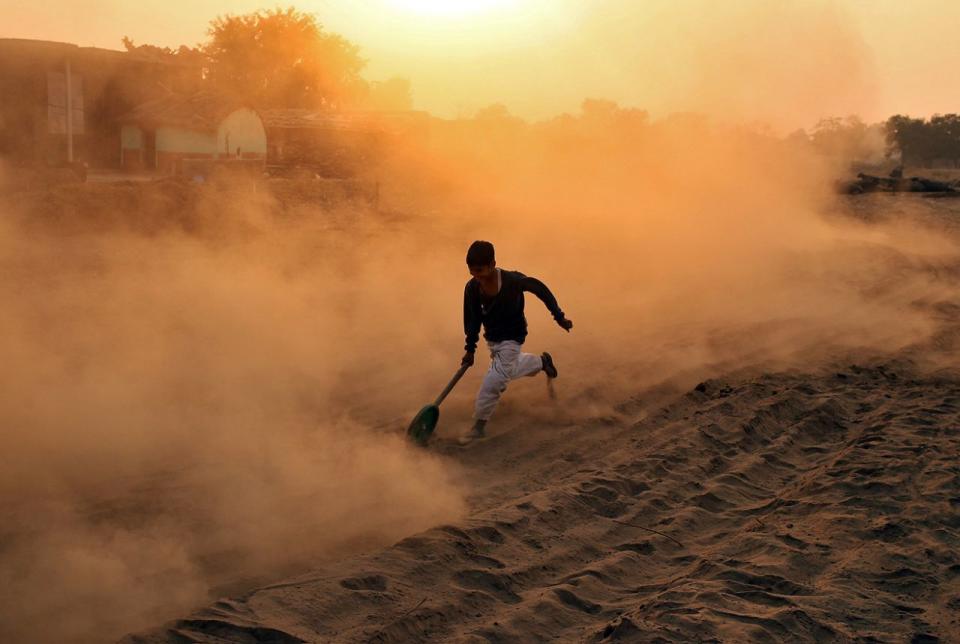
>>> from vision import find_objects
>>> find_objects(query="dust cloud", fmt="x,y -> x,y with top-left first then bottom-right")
0,174 -> 470,643
392,0 -> 876,128
3,3 -> 960,644
677,0 -> 877,129
382,106 -> 957,414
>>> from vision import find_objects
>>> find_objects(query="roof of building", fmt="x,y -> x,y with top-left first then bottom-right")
261,108 -> 428,133
122,92 -> 254,130
122,98 -> 423,133
260,109 -> 377,131
0,38 -> 186,67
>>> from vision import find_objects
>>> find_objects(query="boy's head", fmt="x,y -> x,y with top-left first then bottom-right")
466,240 -> 496,278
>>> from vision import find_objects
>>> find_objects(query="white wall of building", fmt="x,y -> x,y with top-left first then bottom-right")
217,108 -> 267,157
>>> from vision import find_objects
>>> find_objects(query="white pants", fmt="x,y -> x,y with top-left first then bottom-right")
474,340 -> 543,420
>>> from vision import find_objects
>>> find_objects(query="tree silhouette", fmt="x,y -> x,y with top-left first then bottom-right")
882,114 -> 960,167
927,114 -> 960,161
121,37 -> 206,67
366,78 -> 413,111
203,7 -> 367,108
808,115 -> 885,161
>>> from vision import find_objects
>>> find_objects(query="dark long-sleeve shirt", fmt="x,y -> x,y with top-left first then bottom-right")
463,269 -> 564,352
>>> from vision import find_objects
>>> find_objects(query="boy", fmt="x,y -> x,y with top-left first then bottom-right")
460,240 -> 573,444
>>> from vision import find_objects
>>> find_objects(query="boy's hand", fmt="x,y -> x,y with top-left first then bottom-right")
558,317 -> 574,332
461,351 -> 475,367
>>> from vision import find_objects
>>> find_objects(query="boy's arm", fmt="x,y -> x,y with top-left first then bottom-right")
520,276 -> 572,330
463,284 -> 482,357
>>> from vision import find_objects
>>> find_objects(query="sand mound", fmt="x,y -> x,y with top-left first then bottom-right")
125,362 -> 960,642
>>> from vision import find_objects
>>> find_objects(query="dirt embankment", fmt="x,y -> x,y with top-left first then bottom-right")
3,175 -> 381,237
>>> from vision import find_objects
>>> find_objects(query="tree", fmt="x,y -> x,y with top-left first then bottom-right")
928,114 -> 960,161
579,99 -> 648,132
121,37 -> 207,91
886,115 -> 930,166
811,116 -> 861,157
121,37 -> 206,67
474,103 -> 516,122
203,7 -> 367,108
366,77 -> 412,111
580,98 -> 620,120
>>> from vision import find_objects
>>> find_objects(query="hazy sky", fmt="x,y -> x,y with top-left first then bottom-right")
3,0 -> 959,128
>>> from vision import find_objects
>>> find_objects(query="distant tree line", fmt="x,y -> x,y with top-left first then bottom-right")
885,114 -> 960,167
122,7 -> 412,111
804,116 -> 885,162
785,114 -> 960,168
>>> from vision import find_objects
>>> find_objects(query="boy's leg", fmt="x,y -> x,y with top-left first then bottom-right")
474,341 -> 520,421
514,350 -> 544,378
473,341 -> 545,421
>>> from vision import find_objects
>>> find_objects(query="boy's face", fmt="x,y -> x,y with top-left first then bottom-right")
468,261 -> 496,280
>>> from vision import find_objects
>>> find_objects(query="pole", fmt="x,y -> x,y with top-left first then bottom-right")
65,58 -> 73,163
433,364 -> 470,407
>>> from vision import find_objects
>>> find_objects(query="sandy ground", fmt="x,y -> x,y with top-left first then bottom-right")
125,359 -> 960,639
5,180 -> 957,642
118,193 -> 960,643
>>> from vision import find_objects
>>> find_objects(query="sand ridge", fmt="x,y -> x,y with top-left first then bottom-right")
125,361 -> 960,643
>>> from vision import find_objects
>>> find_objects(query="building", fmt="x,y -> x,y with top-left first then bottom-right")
261,108 -> 428,177
120,92 -> 266,174
0,38 -> 199,168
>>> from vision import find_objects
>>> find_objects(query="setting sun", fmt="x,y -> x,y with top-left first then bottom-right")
386,0 -> 516,18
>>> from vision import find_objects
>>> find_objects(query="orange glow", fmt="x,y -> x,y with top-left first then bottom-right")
385,0 -> 517,18
5,2 -> 960,643
3,1 -> 960,125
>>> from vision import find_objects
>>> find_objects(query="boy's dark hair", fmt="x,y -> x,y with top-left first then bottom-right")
466,240 -> 495,266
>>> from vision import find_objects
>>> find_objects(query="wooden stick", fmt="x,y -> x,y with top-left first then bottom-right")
435,364 -> 470,406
